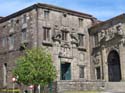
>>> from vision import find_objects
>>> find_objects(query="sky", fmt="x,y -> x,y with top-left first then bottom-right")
0,0 -> 125,21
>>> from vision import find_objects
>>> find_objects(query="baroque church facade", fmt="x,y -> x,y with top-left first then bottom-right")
0,3 -> 125,93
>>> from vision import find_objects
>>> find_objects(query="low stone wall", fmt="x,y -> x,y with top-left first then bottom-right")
57,81 -> 105,93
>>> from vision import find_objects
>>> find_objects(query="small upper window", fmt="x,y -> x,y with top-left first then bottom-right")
43,27 -> 51,41
79,18 -> 83,27
63,13 -> 67,17
44,10 -> 49,20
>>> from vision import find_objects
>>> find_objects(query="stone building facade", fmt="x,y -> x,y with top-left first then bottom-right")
89,14 -> 125,92
0,3 -> 98,93
0,2 -> 125,93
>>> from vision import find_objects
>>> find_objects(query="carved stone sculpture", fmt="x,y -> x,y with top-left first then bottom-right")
52,29 -> 62,42
116,25 -> 124,36
70,32 -> 78,45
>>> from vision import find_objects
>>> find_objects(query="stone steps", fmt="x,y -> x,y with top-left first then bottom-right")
103,82 -> 125,92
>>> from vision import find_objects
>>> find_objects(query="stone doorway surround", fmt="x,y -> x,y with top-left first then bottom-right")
107,50 -> 121,82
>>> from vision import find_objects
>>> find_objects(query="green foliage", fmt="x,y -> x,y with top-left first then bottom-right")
13,47 -> 56,87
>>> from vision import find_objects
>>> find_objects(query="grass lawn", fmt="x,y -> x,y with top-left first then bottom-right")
64,90 -> 101,93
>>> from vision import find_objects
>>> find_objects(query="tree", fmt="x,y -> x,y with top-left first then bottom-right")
13,47 -> 56,93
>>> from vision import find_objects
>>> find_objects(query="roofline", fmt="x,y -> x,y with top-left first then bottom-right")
90,13 -> 125,29
0,3 -> 96,23
0,4 -> 37,23
37,3 -> 93,18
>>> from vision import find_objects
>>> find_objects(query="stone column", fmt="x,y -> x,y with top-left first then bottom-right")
119,43 -> 125,81
101,47 -> 108,81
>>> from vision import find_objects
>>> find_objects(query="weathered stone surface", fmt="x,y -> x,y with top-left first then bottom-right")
0,3 -> 125,93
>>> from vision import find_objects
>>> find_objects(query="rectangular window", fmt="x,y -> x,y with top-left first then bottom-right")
62,31 -> 68,41
79,66 -> 84,78
78,34 -> 84,46
21,28 -> 27,42
2,37 -> 7,47
44,10 -> 49,20
43,27 -> 50,41
79,18 -> 83,27
9,34 -> 14,50
96,67 -> 101,80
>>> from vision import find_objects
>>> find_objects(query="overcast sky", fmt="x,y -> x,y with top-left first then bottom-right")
0,0 -> 124,21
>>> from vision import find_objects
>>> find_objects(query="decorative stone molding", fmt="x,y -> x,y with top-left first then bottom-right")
100,25 -> 125,44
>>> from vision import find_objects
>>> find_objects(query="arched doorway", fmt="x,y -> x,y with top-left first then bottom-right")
108,50 -> 121,81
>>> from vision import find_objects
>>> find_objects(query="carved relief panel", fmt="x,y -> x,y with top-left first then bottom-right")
59,43 -> 72,58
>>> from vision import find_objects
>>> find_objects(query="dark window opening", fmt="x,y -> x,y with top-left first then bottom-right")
61,63 -> 71,80
62,31 -> 68,41
63,13 -> 67,17
96,67 -> 101,80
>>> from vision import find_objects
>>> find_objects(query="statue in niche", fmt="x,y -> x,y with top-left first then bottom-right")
100,30 -> 105,39
108,28 -> 114,39
58,42 -> 72,58
93,56 -> 100,64
116,24 -> 124,36
100,30 -> 106,42
70,32 -> 78,45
